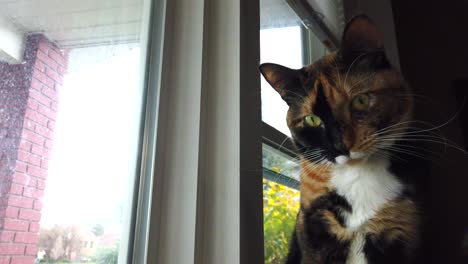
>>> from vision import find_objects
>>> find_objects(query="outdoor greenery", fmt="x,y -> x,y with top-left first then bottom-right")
94,246 -> 118,264
38,225 -> 82,262
37,224 -> 119,264
263,178 -> 300,264
91,224 -> 105,237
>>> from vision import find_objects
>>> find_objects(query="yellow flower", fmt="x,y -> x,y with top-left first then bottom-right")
271,166 -> 281,173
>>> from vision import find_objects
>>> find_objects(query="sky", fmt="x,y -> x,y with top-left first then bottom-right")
41,45 -> 144,234
260,26 -> 303,136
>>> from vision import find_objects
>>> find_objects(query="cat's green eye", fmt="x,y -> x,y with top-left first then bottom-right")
304,114 -> 322,127
352,94 -> 370,111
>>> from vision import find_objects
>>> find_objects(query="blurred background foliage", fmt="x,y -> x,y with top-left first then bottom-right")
263,178 -> 299,264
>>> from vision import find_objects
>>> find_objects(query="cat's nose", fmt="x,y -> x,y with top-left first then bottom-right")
333,141 -> 348,155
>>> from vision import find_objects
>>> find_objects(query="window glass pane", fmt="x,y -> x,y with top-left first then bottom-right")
260,0 -> 330,136
260,26 -> 302,136
263,178 -> 299,263
262,144 -> 299,264
0,0 -> 151,263
263,144 -> 299,184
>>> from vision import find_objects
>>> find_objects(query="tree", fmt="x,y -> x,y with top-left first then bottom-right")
92,224 -> 105,237
38,225 -> 82,262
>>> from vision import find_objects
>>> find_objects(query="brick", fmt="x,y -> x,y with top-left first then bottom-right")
41,86 -> 58,101
57,66 -> 66,75
38,41 -> 50,54
22,187 -> 44,200
47,120 -> 56,130
21,129 -> 45,146
24,111 -> 40,126
34,60 -> 45,73
48,49 -> 67,66
36,50 -> 58,70
44,139 -> 53,150
40,159 -> 49,170
45,67 -> 62,85
26,98 -> 39,111
17,151 -> 41,167
11,173 -> 29,185
4,207 -> 19,218
33,200 -> 43,211
0,244 -> 25,255
44,76 -> 55,89
25,178 -> 37,188
30,78 -> 43,92
26,165 -> 47,179
22,123 -> 35,134
38,105 -> 56,120
25,245 -> 38,256
34,125 -> 53,140
28,223 -> 39,233
5,196 -> 34,209
0,231 -> 15,242
18,140 -> 32,152
50,101 -> 59,112
48,44 -> 62,55
0,257 -> 11,264
9,184 -> 23,196
14,232 -> 39,244
10,256 -> 34,264
30,144 -> 43,156
32,70 -> 46,84
36,180 -> 46,190
28,89 -> 51,107
3,219 -> 29,231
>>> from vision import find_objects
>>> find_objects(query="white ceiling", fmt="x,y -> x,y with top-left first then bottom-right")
0,0 -> 143,48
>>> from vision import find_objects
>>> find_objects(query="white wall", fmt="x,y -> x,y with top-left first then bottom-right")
0,15 -> 24,64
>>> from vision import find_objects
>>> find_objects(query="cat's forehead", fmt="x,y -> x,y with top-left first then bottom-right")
302,51 -> 399,96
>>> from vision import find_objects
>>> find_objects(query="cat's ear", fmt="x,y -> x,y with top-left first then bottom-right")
259,63 -> 305,105
339,15 -> 387,66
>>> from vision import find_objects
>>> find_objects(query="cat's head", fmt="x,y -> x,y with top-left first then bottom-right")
260,15 -> 413,165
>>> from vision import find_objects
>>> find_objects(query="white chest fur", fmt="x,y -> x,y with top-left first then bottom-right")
330,156 -> 403,230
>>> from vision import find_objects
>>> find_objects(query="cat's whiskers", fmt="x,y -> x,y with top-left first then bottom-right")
375,137 -> 467,154
274,135 -> 295,155
374,143 -> 436,162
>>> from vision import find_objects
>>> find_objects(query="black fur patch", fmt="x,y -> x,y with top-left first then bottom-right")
364,233 -> 409,264
285,229 -> 302,264
301,192 -> 352,263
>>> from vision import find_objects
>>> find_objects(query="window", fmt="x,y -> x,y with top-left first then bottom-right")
260,0 -> 344,262
1,0 -> 347,262
0,0 -> 158,263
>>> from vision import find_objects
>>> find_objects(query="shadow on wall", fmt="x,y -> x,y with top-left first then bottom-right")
392,1 -> 468,263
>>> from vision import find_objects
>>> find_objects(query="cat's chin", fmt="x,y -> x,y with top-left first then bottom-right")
335,155 -> 350,165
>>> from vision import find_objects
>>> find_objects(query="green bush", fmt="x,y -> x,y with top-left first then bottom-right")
263,179 -> 300,264
94,247 -> 118,264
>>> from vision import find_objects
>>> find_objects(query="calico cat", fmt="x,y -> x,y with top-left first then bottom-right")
260,15 -> 420,263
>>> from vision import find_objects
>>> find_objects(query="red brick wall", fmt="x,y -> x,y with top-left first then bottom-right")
0,35 -> 68,264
